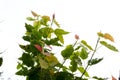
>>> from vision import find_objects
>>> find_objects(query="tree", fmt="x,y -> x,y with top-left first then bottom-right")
16,11 -> 118,80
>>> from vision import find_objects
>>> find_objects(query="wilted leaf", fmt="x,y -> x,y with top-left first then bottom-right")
80,48 -> 88,59
104,33 -> 114,42
61,45 -> 74,58
78,66 -> 89,77
81,40 -> 93,50
88,58 -> 103,66
100,41 -> 118,52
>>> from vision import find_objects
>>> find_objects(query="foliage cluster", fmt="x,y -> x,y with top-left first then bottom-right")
16,11 -> 118,80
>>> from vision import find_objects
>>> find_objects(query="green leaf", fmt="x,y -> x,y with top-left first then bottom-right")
75,46 -> 81,50
0,57 -> 3,67
19,53 -> 34,67
80,48 -> 88,59
88,58 -> 103,66
100,41 -> 118,52
53,19 -> 60,27
54,29 -> 69,35
58,35 -> 64,44
25,23 -> 33,32
81,40 -> 93,50
78,66 -> 89,77
31,29 -> 42,40
55,72 -> 74,80
45,38 -> 63,46
40,27 -> 53,38
16,67 -> 29,76
61,45 -> 74,58
33,21 -> 41,29
69,60 -> 77,72
26,17 -> 35,21
40,15 -> 50,26
23,36 -> 31,42
93,76 -> 106,80
17,63 -> 22,69
54,29 -> 69,44
97,32 -> 104,37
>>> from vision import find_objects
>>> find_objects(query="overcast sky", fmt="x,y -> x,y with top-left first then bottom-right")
0,0 -> 120,79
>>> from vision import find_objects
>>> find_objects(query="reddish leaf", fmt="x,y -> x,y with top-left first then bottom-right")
112,76 -> 117,80
75,34 -> 79,40
34,44 -> 42,52
31,11 -> 38,17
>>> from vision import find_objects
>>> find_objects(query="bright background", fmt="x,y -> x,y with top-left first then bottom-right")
0,0 -> 120,79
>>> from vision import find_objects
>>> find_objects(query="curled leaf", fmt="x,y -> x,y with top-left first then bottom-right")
104,33 -> 114,42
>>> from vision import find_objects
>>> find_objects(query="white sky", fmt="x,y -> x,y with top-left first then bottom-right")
0,0 -> 120,79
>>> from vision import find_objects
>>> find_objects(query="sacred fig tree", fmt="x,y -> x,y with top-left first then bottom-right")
16,11 -> 118,80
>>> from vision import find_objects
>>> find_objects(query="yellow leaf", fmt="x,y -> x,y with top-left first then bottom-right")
39,58 -> 49,69
45,55 -> 59,67
31,11 -> 38,17
42,15 -> 50,21
104,33 -> 114,42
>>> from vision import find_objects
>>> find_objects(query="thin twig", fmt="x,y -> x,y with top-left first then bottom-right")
80,37 -> 100,78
